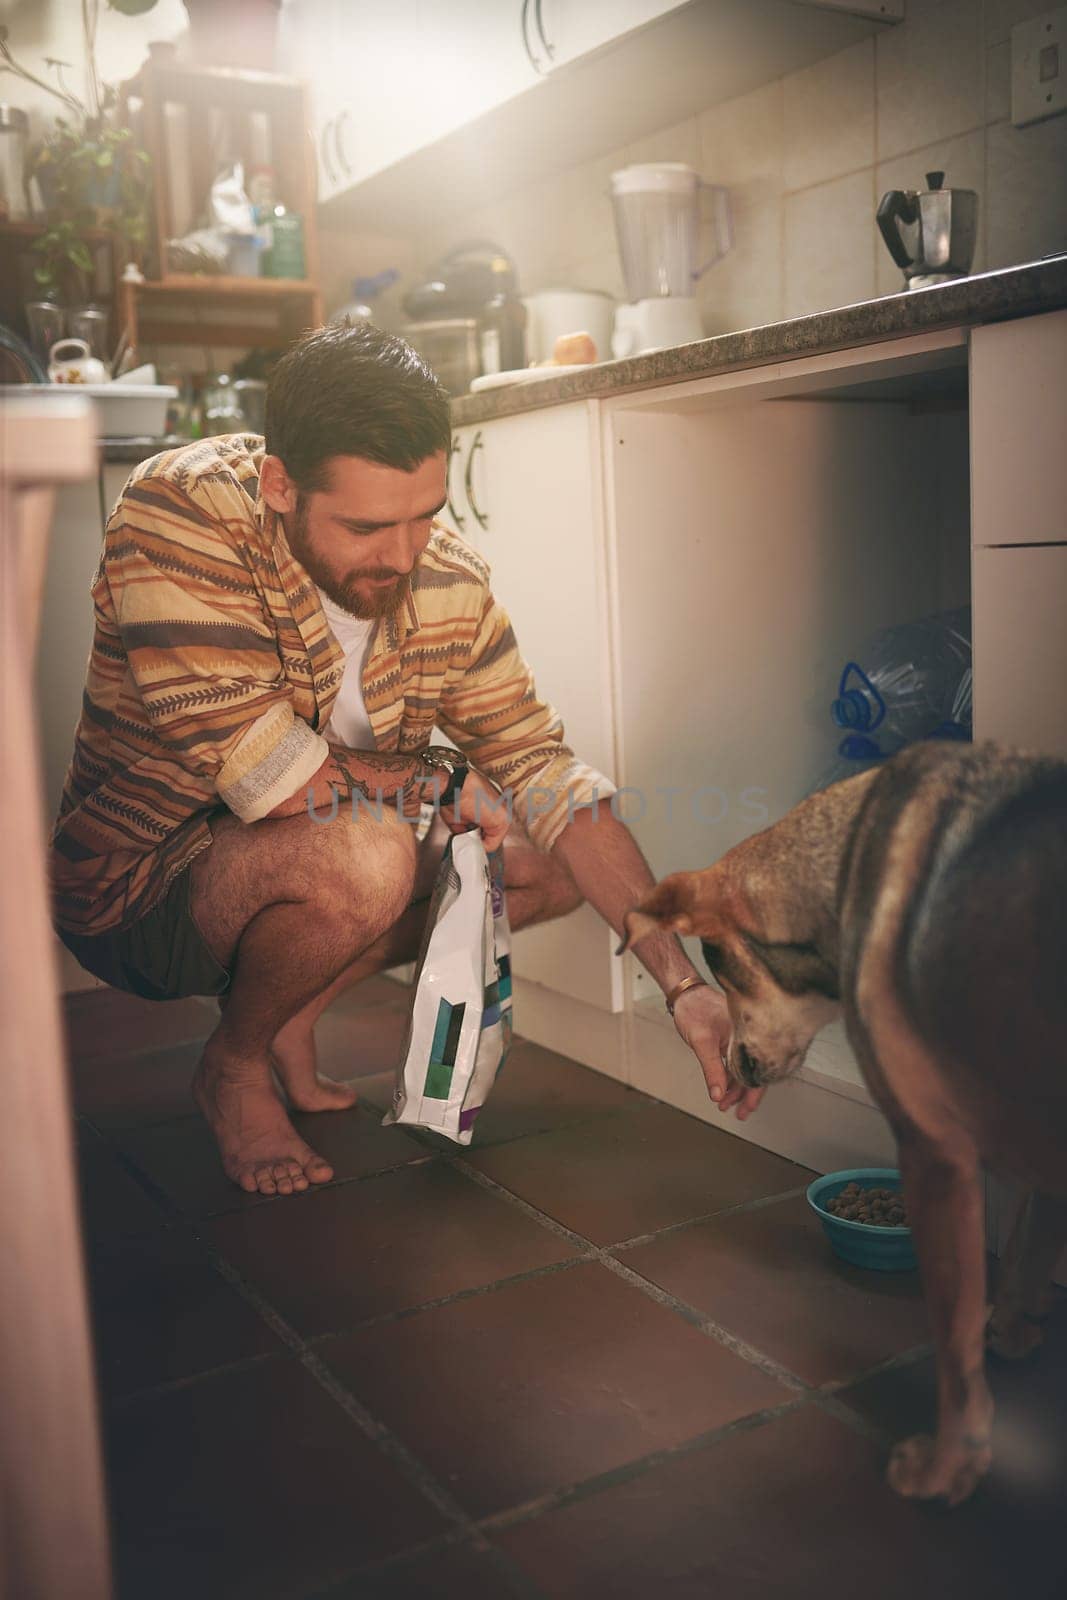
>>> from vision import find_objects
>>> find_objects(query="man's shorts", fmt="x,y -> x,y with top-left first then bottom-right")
58,863 -> 230,1002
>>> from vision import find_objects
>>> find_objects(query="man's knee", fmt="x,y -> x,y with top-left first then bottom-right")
507,845 -> 583,924
299,806 -> 417,937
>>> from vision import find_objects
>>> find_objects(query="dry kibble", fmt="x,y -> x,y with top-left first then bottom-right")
827,1183 -> 909,1228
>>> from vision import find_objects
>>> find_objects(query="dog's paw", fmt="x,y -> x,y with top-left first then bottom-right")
887,1432 -> 992,1506
986,1312 -> 1044,1362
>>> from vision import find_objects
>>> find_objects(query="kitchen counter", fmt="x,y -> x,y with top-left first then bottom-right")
101,434 -> 184,464
450,255 -> 1067,427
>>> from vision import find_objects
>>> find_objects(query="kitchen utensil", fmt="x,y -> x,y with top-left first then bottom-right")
807,1169 -> 916,1272
69,306 -> 110,363
404,242 -> 525,372
233,378 -> 266,432
0,105 -> 29,221
522,289 -> 616,364
109,325 -> 131,379
4,381 -> 178,436
612,297 -> 708,357
25,300 -> 66,365
611,163 -> 731,302
202,372 -> 247,434
48,338 -> 110,386
609,163 -> 730,353
877,171 -> 978,290
402,318 -> 482,396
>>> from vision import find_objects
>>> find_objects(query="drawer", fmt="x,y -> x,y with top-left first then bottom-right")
970,309 -> 1067,547
972,543 -> 1067,756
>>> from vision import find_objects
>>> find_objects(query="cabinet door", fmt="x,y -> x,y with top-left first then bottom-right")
415,1 -> 540,140
463,404 -> 621,1011
537,0 -> 689,70
971,309 -> 1067,547
972,544 -> 1067,758
277,0 -> 345,201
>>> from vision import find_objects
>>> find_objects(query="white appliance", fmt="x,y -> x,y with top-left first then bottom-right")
610,162 -> 731,356
522,288 -> 617,364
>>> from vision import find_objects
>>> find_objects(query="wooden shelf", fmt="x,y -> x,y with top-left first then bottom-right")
0,219 -> 114,243
140,274 -> 318,298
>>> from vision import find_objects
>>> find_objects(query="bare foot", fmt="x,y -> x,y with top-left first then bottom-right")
193,1045 -> 334,1197
887,1430 -> 992,1506
270,1016 -> 360,1114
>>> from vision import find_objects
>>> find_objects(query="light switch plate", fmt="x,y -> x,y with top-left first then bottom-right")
1012,6 -> 1067,127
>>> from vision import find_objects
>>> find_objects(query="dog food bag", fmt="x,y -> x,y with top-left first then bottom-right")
383,833 -> 512,1144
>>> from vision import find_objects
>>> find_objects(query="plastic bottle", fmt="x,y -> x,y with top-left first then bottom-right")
813,606 -> 973,790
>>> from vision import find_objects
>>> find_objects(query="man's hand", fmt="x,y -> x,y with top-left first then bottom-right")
442,768 -> 510,854
670,983 -> 765,1122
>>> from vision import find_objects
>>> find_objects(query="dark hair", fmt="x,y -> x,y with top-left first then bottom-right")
264,321 -> 451,490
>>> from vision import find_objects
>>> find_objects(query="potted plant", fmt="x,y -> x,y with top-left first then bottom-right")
0,1 -> 152,301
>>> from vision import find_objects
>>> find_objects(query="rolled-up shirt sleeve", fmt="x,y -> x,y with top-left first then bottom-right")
105,478 -> 328,822
437,585 -> 614,852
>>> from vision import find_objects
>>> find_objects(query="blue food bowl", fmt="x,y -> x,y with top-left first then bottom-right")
806,1167 -> 916,1272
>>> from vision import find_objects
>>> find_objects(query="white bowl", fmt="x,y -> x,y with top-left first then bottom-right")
3,382 -> 178,438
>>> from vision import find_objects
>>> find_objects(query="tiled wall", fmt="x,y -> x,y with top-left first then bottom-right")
416,0 -> 1067,335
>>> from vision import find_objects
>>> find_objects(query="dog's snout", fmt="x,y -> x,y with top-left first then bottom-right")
736,1045 -> 763,1088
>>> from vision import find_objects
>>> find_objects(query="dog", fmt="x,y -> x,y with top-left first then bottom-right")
622,741 -> 1067,1506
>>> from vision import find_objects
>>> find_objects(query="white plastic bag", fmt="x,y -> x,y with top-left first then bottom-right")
383,833 -> 512,1144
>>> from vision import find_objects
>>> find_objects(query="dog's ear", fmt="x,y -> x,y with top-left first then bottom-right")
617,872 -> 704,954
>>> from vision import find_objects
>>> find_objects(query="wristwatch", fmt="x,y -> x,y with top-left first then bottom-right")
417,746 -> 469,808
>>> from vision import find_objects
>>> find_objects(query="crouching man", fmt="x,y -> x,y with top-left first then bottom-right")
51,324 -> 762,1196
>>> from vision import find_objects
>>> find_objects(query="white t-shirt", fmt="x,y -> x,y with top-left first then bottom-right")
317,589 -> 377,750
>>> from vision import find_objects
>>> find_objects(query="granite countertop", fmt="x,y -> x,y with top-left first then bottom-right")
449,255 -> 1067,428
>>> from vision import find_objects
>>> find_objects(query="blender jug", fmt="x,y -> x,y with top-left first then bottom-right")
610,163 -> 731,300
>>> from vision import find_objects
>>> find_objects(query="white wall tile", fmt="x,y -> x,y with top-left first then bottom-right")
985,39 -> 1012,122
698,181 -> 784,334
874,127 -> 987,295
876,0 -> 985,159
784,39 -> 876,192
622,115 -> 702,174
784,170 -> 878,319
986,112 -> 1067,267
698,79 -> 784,188
984,0 -> 1061,47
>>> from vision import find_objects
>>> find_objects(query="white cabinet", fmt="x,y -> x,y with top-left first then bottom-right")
973,545 -> 1067,757
970,309 -> 1067,548
533,0 -> 690,72
445,406 -> 622,1011
970,308 -> 1067,759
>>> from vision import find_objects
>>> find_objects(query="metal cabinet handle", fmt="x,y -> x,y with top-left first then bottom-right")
334,108 -> 352,179
446,437 -> 466,530
521,0 -> 550,75
464,431 -> 488,530
535,0 -> 555,64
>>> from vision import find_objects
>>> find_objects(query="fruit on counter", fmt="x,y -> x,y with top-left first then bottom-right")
531,331 -> 598,367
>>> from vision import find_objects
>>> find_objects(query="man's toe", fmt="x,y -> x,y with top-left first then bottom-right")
306,1156 -> 333,1184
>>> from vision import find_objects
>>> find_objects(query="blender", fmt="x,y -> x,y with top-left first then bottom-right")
610,163 -> 731,356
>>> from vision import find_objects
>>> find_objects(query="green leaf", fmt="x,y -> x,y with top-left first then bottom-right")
95,149 -> 113,167
69,242 -> 94,272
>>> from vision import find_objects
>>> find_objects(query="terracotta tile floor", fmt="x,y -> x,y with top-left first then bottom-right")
68,981 -> 1067,1600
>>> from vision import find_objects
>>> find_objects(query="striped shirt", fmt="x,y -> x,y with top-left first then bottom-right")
51,434 -> 613,935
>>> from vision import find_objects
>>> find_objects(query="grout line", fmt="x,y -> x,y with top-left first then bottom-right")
451,1159 -> 810,1395
106,1348 -> 288,1412
311,1255 -> 595,1346
609,1183 -> 813,1252
199,1237 -> 478,1531
475,1397 -> 808,1536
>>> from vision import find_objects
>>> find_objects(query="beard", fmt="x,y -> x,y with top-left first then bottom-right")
286,495 -> 411,620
